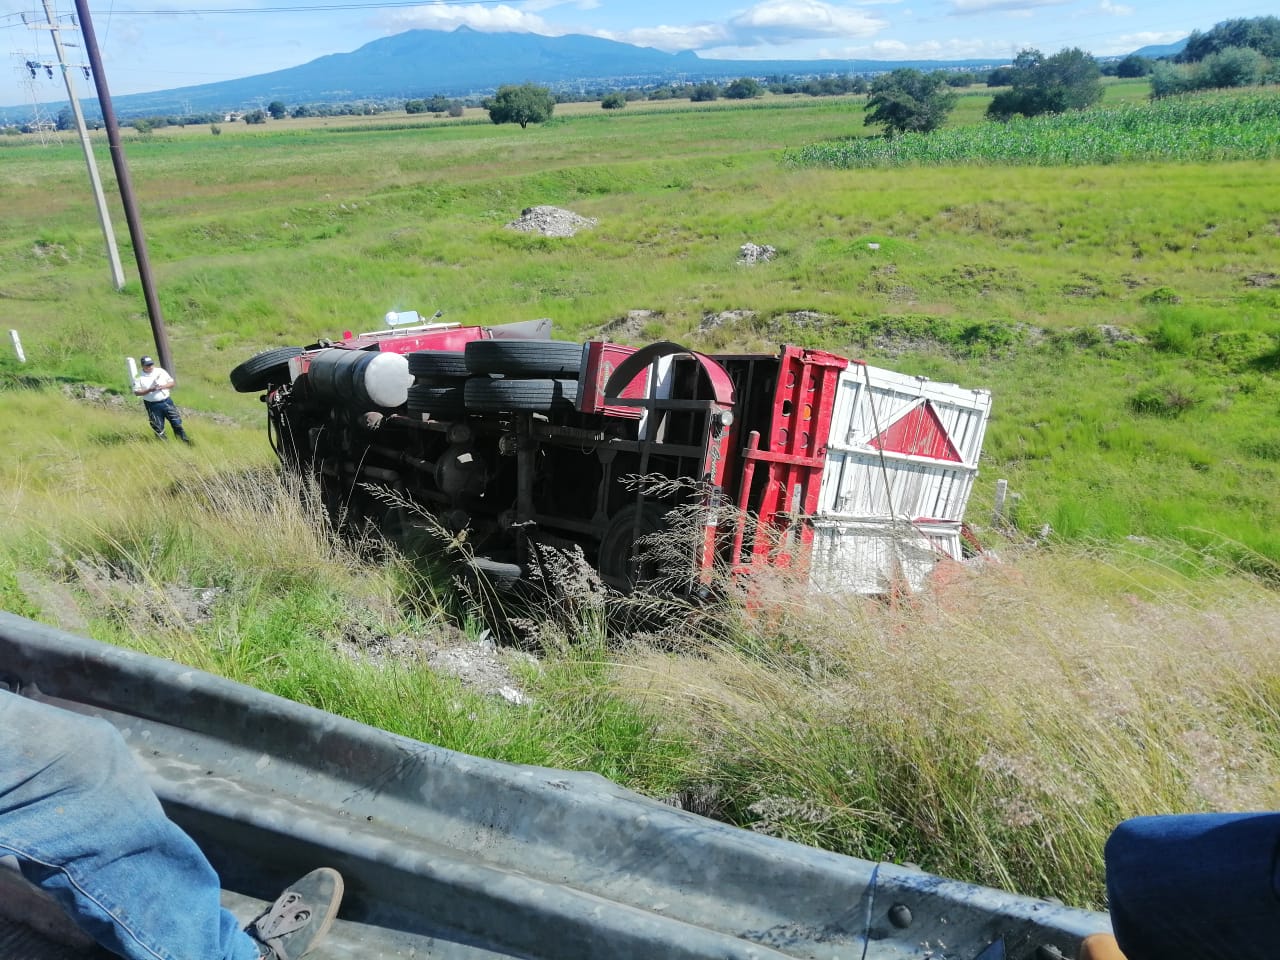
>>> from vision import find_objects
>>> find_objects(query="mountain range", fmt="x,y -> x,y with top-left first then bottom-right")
14,27 -> 1013,119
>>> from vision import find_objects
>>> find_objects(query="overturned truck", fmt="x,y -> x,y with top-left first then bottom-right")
231,316 -> 992,594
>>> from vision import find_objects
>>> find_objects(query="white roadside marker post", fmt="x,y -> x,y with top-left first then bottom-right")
10,330 -> 24,363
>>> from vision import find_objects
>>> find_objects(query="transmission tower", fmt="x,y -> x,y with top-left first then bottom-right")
14,52 -> 59,144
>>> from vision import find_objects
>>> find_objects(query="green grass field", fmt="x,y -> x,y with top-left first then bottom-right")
2,83 -> 1279,909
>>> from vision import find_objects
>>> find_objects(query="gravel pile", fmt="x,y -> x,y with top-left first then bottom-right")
506,205 -> 598,238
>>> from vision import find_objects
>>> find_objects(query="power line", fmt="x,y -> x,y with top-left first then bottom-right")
96,0 -> 512,14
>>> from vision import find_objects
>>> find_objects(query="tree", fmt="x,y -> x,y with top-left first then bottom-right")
690,82 -> 720,102
986,47 -> 1102,120
405,99 -> 427,114
267,101 -> 287,120
986,66 -> 1015,87
1115,54 -> 1153,78
601,92 -> 627,110
863,69 -> 957,136
483,83 -> 555,128
1179,16 -> 1280,62
55,107 -> 75,131
723,77 -> 763,100
243,109 -> 267,124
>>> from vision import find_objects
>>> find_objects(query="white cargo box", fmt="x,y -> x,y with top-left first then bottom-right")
811,364 -> 992,594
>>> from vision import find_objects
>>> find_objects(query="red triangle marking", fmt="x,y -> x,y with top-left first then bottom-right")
869,401 -> 962,462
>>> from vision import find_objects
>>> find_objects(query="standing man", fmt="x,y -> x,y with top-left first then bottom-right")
133,355 -> 191,443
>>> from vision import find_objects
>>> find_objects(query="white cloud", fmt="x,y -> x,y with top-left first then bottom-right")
1098,0 -> 1133,14
843,36 -> 1009,58
601,23 -> 732,52
522,0 -> 600,12
1115,29 -> 1187,47
601,0 -> 887,53
948,0 -> 1074,15
728,0 -> 888,41
381,3 -> 557,34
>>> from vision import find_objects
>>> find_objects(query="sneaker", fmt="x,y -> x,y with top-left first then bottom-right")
247,867 -> 344,960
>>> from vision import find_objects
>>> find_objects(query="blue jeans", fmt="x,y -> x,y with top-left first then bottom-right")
1106,813 -> 1280,960
0,690 -> 259,960
145,398 -> 188,441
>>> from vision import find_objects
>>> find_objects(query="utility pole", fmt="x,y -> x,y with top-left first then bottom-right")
73,0 -> 172,372
32,1 -> 126,290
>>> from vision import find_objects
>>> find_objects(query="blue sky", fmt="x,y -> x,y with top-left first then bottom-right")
0,0 -> 1273,109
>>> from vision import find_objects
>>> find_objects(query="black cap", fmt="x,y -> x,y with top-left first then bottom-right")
141,356 -> 154,366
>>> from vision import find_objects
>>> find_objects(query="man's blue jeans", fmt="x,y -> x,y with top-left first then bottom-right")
0,690 -> 260,960
1106,812 -> 1280,960
144,398 -> 188,442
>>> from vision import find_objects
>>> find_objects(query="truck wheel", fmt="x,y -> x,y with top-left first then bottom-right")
598,503 -> 671,591
464,340 -> 584,378
408,350 -> 469,379
467,557 -> 525,596
229,346 -> 303,393
463,378 -> 578,413
407,384 -> 467,419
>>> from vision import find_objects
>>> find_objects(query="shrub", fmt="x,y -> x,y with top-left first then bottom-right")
1129,381 -> 1202,416
601,92 -> 627,110
724,78 -> 763,100
1202,46 -> 1266,88
1141,286 -> 1182,305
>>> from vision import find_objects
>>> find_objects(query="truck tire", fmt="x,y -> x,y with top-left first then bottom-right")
464,340 -> 584,378
463,378 -> 579,413
468,556 -> 525,596
598,503 -> 672,591
408,350 -> 469,380
406,384 -> 467,419
229,346 -> 303,393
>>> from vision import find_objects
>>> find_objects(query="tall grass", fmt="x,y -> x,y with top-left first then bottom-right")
785,91 -> 1280,167
7,414 -> 1277,910
601,548 -> 1280,908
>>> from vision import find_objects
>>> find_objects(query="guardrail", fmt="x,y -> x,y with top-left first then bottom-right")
0,611 -> 1109,959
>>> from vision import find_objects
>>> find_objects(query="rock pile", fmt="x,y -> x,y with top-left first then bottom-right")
737,242 -> 777,264
506,206 -> 598,238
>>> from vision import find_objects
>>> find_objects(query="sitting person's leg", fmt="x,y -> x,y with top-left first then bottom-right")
1105,812 -> 1280,960
0,690 -> 340,960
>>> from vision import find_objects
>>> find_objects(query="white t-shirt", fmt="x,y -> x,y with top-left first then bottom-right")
135,366 -> 173,402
